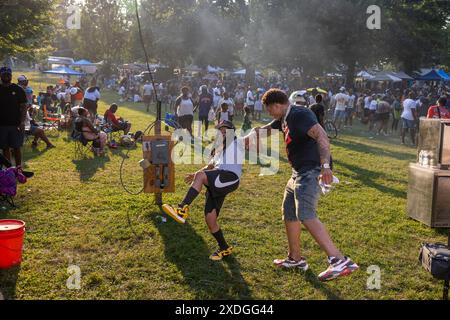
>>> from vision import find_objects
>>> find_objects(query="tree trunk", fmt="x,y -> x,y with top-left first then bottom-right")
346,59 -> 356,89
245,64 -> 255,87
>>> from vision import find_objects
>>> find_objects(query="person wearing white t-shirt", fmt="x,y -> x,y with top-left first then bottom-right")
234,86 -> 245,116
368,95 -> 378,132
401,92 -> 418,146
254,89 -> 264,121
213,85 -> 222,109
364,94 -> 372,119
175,87 -> 195,136
217,103 -> 230,123
246,87 -> 255,120
83,86 -> 101,120
143,81 -> 154,112
345,89 -> 356,128
332,87 -> 349,130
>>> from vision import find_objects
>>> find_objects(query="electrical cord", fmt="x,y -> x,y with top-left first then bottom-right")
119,0 -> 161,196
119,121 -> 156,196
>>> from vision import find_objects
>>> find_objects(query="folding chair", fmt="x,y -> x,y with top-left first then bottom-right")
101,118 -> 123,144
42,104 -> 61,130
0,189 -> 15,208
70,129 -> 93,159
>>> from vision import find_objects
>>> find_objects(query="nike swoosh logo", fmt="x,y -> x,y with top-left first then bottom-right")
215,176 -> 239,188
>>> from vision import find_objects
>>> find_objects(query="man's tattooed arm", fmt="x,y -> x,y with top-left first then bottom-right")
307,124 -> 331,165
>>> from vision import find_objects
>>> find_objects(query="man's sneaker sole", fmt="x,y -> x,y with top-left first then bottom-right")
162,204 -> 185,224
273,258 -> 309,271
319,263 -> 359,281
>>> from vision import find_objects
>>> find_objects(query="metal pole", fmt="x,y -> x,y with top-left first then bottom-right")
154,100 -> 162,207
444,232 -> 450,300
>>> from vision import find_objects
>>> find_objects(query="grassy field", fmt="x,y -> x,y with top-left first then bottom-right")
0,71 -> 448,300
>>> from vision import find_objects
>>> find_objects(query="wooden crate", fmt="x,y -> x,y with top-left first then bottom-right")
142,135 -> 175,193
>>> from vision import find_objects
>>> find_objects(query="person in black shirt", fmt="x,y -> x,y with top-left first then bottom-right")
198,85 -> 214,132
309,94 -> 325,127
0,67 -> 28,168
257,89 -> 358,282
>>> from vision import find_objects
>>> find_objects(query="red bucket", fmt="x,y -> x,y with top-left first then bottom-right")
0,220 -> 26,269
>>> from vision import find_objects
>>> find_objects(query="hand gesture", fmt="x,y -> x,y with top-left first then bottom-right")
185,173 -> 195,184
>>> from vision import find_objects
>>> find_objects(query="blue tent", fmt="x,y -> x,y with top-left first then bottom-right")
72,59 -> 95,66
416,69 -> 444,81
437,69 -> 450,81
42,66 -> 85,76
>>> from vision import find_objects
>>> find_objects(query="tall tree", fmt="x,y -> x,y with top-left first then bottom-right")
67,0 -> 132,64
380,0 -> 450,72
0,0 -> 55,61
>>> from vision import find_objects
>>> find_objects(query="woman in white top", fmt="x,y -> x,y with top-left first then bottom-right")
175,87 -> 195,136
217,92 -> 235,121
83,86 -> 101,120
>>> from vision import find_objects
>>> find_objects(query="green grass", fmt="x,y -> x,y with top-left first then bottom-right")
0,71 -> 448,300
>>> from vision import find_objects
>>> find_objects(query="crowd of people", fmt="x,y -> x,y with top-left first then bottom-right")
2,64 -> 449,171
124,74 -> 450,148
0,66 -> 135,163
155,75 -> 450,148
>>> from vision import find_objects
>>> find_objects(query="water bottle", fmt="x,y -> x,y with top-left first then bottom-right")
156,216 -> 167,223
423,151 -> 429,167
419,150 -> 424,166
429,151 -> 435,168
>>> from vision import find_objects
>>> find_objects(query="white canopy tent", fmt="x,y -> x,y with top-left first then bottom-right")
207,65 -> 225,73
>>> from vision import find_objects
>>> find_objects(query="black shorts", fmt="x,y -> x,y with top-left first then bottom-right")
0,126 -> 24,149
204,170 -> 240,216
83,99 -> 98,115
178,115 -> 193,130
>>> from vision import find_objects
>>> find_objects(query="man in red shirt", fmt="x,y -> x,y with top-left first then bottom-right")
104,104 -> 131,134
427,97 -> 450,119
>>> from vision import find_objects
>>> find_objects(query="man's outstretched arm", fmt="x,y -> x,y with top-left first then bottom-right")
307,124 -> 332,184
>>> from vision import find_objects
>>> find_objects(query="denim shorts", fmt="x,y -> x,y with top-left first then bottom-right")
345,107 -> 354,117
402,118 -> 416,129
334,110 -> 346,121
282,168 -> 321,222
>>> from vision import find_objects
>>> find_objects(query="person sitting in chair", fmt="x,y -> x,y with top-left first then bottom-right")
75,108 -> 107,156
25,105 -> 55,149
103,103 -> 131,134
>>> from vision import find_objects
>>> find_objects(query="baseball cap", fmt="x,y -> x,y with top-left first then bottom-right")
339,87 -> 346,92
289,90 -> 307,105
216,120 -> 235,130
18,75 -> 28,82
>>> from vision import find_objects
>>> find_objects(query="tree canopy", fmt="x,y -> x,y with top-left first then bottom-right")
2,0 -> 448,80
0,0 -> 55,61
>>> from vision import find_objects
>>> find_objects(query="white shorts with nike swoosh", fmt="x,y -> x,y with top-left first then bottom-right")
204,170 -> 240,216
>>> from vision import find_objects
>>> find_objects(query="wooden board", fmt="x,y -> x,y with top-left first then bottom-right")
143,135 -> 175,193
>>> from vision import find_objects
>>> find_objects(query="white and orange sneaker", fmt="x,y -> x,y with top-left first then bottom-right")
318,256 -> 359,281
